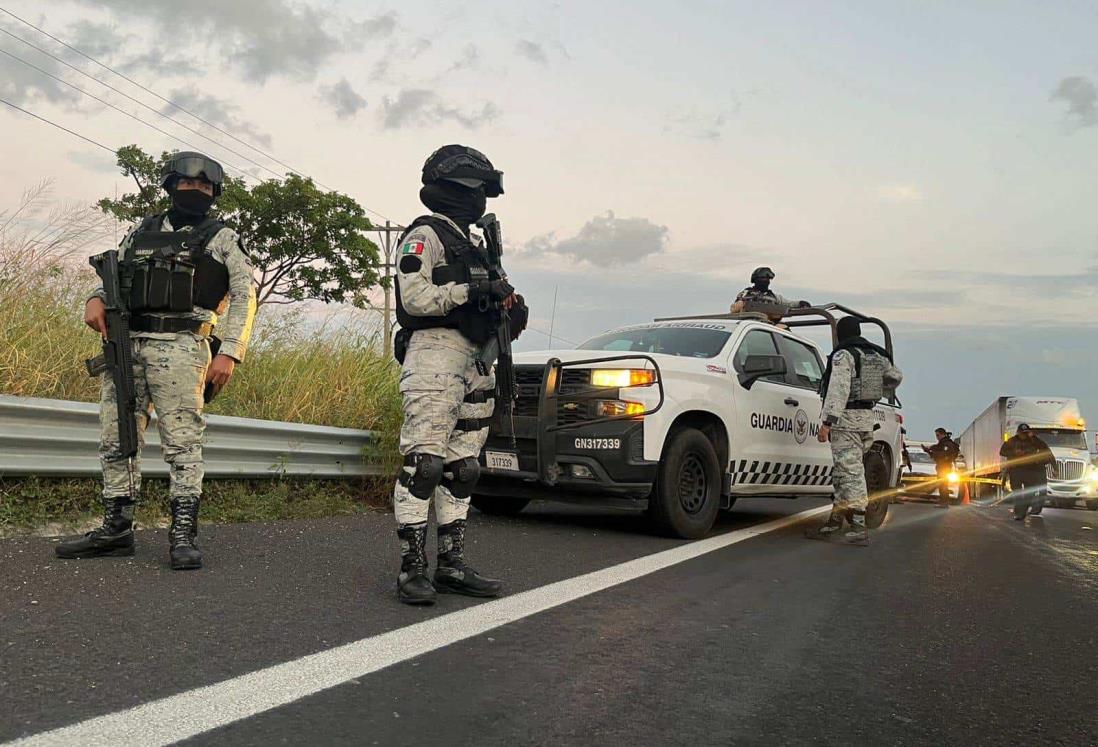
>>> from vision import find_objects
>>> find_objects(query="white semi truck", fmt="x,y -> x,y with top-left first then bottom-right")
959,397 -> 1098,510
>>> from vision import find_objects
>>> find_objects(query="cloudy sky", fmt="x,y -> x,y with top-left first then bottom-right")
1,0 -> 1096,440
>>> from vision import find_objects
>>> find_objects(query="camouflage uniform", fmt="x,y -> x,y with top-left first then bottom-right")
93,216 -> 257,500
394,215 -> 495,526
821,349 -> 903,513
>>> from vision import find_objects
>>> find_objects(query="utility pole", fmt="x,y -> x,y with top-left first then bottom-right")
372,221 -> 404,359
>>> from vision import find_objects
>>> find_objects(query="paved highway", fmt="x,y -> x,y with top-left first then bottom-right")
2,499 -> 1096,745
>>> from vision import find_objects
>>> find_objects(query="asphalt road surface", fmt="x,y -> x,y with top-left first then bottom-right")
2,498 -> 1096,746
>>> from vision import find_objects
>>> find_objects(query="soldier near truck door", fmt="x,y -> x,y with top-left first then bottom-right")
808,316 -> 903,545
56,151 -> 257,570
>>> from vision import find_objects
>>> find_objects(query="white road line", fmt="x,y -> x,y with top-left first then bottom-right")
9,505 -> 828,747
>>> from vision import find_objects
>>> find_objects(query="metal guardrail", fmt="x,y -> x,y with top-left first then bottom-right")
0,395 -> 381,479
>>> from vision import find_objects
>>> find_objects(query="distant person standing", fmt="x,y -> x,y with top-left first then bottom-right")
923,428 -> 960,508
1000,424 -> 1055,521
730,267 -> 809,324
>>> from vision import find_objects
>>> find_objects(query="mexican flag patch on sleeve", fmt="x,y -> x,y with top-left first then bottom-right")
402,241 -> 425,255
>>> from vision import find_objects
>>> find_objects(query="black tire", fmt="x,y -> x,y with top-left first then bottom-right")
648,427 -> 721,539
1086,500 -> 1098,511
864,449 -> 891,529
471,494 -> 531,516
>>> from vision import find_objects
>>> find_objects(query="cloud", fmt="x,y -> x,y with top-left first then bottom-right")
877,184 -> 925,203
526,212 -> 669,267
318,78 -> 367,119
65,20 -> 127,58
380,88 -> 498,129
1050,76 -> 1097,127
78,0 -> 343,82
67,149 -> 121,175
117,50 -> 201,78
0,52 -> 80,107
164,86 -> 273,148
448,44 -> 480,73
515,40 -> 549,66
350,11 -> 398,39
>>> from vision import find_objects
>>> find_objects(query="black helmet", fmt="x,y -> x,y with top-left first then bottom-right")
750,266 -> 775,283
160,151 -> 224,196
422,144 -> 503,197
1017,423 -> 1031,433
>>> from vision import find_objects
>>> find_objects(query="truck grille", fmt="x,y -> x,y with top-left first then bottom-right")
513,365 -> 592,425
1048,459 -> 1086,482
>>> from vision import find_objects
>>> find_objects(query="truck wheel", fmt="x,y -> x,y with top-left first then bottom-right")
864,449 -> 890,530
471,495 -> 531,516
648,427 -> 721,539
1086,500 -> 1098,511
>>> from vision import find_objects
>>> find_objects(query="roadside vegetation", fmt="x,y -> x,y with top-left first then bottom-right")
0,183 -> 401,536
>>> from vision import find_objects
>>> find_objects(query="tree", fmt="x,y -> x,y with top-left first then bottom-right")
97,145 -> 380,307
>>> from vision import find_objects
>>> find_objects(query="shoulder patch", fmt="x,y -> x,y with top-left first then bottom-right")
402,240 -> 425,256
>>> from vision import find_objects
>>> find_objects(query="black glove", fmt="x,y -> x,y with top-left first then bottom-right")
509,294 -> 529,341
797,300 -> 811,308
472,278 -> 514,302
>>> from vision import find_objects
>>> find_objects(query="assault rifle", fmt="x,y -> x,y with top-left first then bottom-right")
85,250 -> 140,462
474,213 -> 517,448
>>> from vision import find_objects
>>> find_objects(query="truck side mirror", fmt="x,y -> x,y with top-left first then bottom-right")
738,354 -> 786,389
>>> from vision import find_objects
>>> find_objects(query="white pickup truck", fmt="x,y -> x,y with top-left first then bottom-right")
473,304 -> 905,538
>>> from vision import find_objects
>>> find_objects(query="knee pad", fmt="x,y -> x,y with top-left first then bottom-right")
399,453 -> 444,499
441,457 -> 480,500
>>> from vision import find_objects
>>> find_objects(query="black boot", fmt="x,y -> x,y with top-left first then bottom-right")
805,508 -> 845,541
434,520 -> 502,598
169,496 -> 203,570
844,510 -> 869,545
56,496 -> 135,559
397,523 -> 436,605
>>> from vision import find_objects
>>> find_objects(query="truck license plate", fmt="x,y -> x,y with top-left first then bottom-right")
485,451 -> 519,472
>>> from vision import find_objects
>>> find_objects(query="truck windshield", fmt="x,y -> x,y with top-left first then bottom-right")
1033,430 -> 1088,449
579,325 -> 732,359
909,451 -> 934,465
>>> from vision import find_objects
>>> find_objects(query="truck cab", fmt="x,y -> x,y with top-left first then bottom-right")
474,304 -> 905,538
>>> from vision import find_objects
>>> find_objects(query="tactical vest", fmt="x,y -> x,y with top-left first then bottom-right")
846,348 -> 887,408
394,215 -> 495,345
123,213 -> 230,314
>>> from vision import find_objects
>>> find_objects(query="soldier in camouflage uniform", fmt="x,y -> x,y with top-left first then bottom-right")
809,316 -> 902,544
730,267 -> 809,324
57,152 -> 256,570
391,144 -> 523,605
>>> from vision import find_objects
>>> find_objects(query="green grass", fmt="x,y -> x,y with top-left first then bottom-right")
0,192 -> 403,535
0,475 -> 392,537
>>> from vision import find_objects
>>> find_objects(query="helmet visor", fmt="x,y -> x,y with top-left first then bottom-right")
169,155 -> 224,185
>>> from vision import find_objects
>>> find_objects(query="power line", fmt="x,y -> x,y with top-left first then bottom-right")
0,24 -> 281,180
0,95 -> 114,153
0,5 -> 309,179
0,6 -> 398,225
0,46 -> 251,179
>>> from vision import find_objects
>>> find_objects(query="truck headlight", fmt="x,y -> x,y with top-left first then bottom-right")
595,400 -> 647,418
947,471 -> 960,484
590,369 -> 657,388
1089,467 -> 1098,484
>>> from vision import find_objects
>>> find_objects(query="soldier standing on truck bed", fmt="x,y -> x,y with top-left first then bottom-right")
924,427 -> 961,508
56,152 -> 257,570
1000,424 -> 1055,521
808,316 -> 903,545
390,144 -> 528,606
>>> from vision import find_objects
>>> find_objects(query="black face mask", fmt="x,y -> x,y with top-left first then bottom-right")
753,280 -> 771,291
419,182 -> 486,228
170,188 -> 215,218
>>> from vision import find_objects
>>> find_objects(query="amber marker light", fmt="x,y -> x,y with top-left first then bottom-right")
590,369 -> 657,388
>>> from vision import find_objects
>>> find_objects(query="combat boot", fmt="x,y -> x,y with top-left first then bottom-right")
56,495 -> 135,559
169,496 -> 203,570
397,523 -> 436,605
844,510 -> 869,545
434,520 -> 502,598
805,509 -> 845,541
